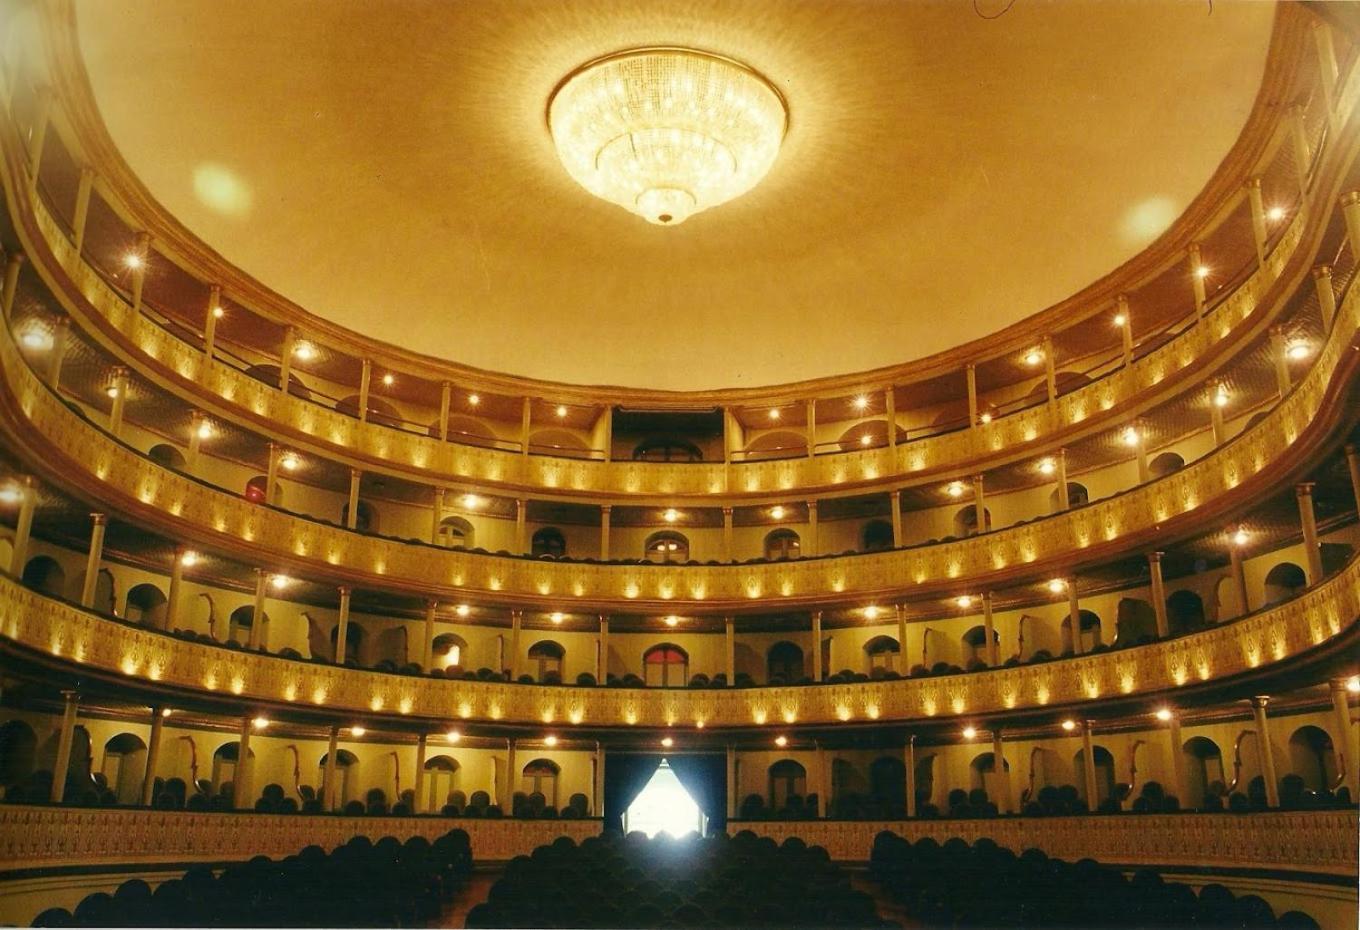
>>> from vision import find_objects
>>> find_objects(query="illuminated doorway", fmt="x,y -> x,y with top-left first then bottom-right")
623,759 -> 703,838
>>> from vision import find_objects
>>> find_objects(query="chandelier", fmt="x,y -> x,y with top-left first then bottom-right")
548,48 -> 787,226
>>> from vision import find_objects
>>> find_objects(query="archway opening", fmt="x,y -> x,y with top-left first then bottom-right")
624,759 -> 703,838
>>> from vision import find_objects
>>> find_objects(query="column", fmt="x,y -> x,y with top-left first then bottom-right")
1209,380 -> 1226,447
0,252 -> 23,320
165,547 -> 187,631
1251,697 -> 1280,808
508,610 -> 523,678
1081,721 -> 1098,812
46,317 -> 69,387
1055,448 -> 1070,511
1165,712 -> 1187,809
597,616 -> 609,681
1329,679 -> 1358,799
1229,540 -> 1250,618
1116,295 -> 1133,365
505,739 -> 518,806
965,364 -> 978,428
25,86 -> 52,184
202,286 -> 221,372
1289,105 -> 1311,194
422,600 -> 437,670
982,593 -> 998,666
805,399 -> 816,457
1246,178 -> 1267,264
1345,445 -> 1360,517
345,470 -> 362,529
515,499 -> 527,554
1148,552 -> 1169,638
972,474 -> 986,534
1043,336 -> 1057,411
592,743 -> 605,817
141,706 -> 167,806
811,611 -> 823,682
599,505 -> 612,560
1270,326 -> 1291,396
1342,192 -> 1360,265
187,411 -> 205,470
1188,244 -> 1207,315
895,605 -> 908,671
107,368 -> 128,437
1067,582 -> 1084,656
904,736 -> 917,817
1313,265 -> 1336,330
79,513 -> 107,608
129,233 -> 150,312
430,488 -> 445,544
724,617 -> 736,685
72,168 -> 95,254
438,382 -> 452,441
264,443 -> 282,505
278,326 -> 296,391
413,734 -> 428,813
806,501 -> 819,556
889,490 -> 903,548
1294,482 -> 1325,583
248,570 -> 268,650
334,586 -> 352,664
992,730 -> 1011,814
1133,421 -> 1150,483
322,725 -> 340,810
8,477 -> 35,571
726,745 -> 737,819
49,690 -> 80,803
357,360 -> 372,422
814,744 -> 827,818
884,387 -> 897,446
232,716 -> 254,810
721,408 -> 734,466
722,507 -> 734,562
519,397 -> 532,455
1315,22 -> 1340,126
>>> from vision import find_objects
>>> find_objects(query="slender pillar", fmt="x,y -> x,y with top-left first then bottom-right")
346,470 -> 361,530
46,317 -> 69,387
1270,326 -> 1291,397
1081,721 -> 1099,812
1165,712 -> 1187,808
334,586 -> 351,664
323,725 -> 340,810
1133,422 -> 1150,483
187,411 -> 205,470
726,745 -> 738,819
904,736 -> 917,817
965,364 -> 978,428
1289,105 -> 1311,194
45,689 -> 82,804
1246,178 -> 1267,264
599,505 -> 612,560
1342,192 -> 1360,265
889,490 -> 902,547
232,716 -> 254,810
884,387 -> 897,446
811,611 -> 823,682
992,730 -> 1011,813
1315,22 -> 1340,126
1116,295 -> 1133,365
1043,336 -> 1057,410
278,326 -> 297,391
515,499 -> 527,553
1313,265 -> 1336,331
248,570 -> 268,650
430,488 -> 445,544
806,501 -> 819,556
1188,244 -> 1207,316
721,408 -> 734,466
166,547 -> 187,631
1055,448 -> 1070,511
139,707 -> 168,807
107,368 -> 128,437
895,605 -> 908,672
438,382 -> 452,441
202,286 -> 221,369
1067,582 -> 1084,656
357,360 -> 372,423
1329,679 -> 1358,798
805,399 -> 816,457
413,734 -> 428,813
79,513 -> 107,608
982,592 -> 998,666
972,474 -> 986,534
0,252 -> 23,320
1251,697 -> 1280,807
72,168 -> 95,254
1210,380 -> 1226,447
1345,445 -> 1360,517
597,616 -> 609,681
1296,483 -> 1323,583
25,86 -> 52,184
264,443 -> 282,505
724,617 -> 736,685
505,739 -> 518,805
8,477 -> 36,572
519,398 -> 532,455
508,610 -> 523,678
422,600 -> 437,670
593,743 -> 605,817
1148,552 -> 1169,638
598,406 -> 613,460
1229,542 -> 1250,618
814,744 -> 827,817
722,507 -> 734,562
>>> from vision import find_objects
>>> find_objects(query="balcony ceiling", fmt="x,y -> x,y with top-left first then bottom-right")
72,0 -> 1274,391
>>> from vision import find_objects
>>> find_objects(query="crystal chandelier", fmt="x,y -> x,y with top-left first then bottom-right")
548,48 -> 787,226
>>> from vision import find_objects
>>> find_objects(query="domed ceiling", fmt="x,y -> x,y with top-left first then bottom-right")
72,0 -> 1275,391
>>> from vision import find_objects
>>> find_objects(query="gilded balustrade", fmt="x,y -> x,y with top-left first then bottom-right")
0,252 -> 1354,607
3,547 -> 1354,727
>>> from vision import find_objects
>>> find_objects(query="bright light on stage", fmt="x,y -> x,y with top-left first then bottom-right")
624,759 -> 703,838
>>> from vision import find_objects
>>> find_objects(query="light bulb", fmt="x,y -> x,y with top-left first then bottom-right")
947,481 -> 965,498
664,615 -> 680,627
293,342 -> 317,361
962,726 -> 977,740
446,730 -> 462,742
1155,708 -> 1173,722
1195,265 -> 1210,279
544,735 -> 558,747
1061,720 -> 1076,732
769,408 -> 781,420
251,716 -> 270,730
462,494 -> 482,509
1232,527 -> 1249,547
180,550 -> 199,567
1286,342 -> 1311,360
663,508 -> 679,523
1047,578 -> 1066,594
18,326 -> 52,351
550,612 -> 564,624
196,421 -> 213,440
775,736 -> 788,747
349,726 -> 366,737
864,605 -> 881,620
468,393 -> 480,406
1024,349 -> 1043,366
1038,458 -> 1056,475
124,253 -> 144,270
1113,313 -> 1127,327
382,373 -> 394,387
279,452 -> 300,471
1267,206 -> 1285,222
661,736 -> 674,748
770,505 -> 786,520
853,396 -> 868,410
955,595 -> 973,609
455,604 -> 471,617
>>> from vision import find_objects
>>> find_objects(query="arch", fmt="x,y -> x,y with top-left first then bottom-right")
1263,562 -> 1307,605
1061,609 -> 1103,654
643,643 -> 688,687
437,515 -> 475,550
1182,736 -> 1225,810
147,443 -> 186,470
431,632 -> 467,671
244,364 -> 311,399
228,605 -> 267,645
969,752 -> 1011,800
644,531 -> 689,564
337,394 -> 403,429
1149,451 -> 1185,478
961,625 -> 998,664
869,756 -> 906,811
861,519 -> 894,552
1114,598 -> 1158,646
102,733 -> 147,805
1166,589 -> 1207,634
0,720 -> 37,788
1073,745 -> 1116,806
244,475 -> 282,506
318,749 -> 358,808
1049,481 -> 1090,511
424,755 -> 460,811
340,499 -> 380,534
212,741 -> 255,793
766,641 -> 805,683
521,758 -> 560,808
528,428 -> 589,454
1287,726 -> 1337,793
526,640 -> 565,681
768,759 -> 807,810
953,505 -> 991,537
330,623 -> 364,664
428,414 -> 496,443
863,635 -> 901,674
763,528 -> 801,561
21,555 -> 66,597
531,527 -> 567,558
742,430 -> 807,460
632,437 -> 703,463
124,583 -> 168,627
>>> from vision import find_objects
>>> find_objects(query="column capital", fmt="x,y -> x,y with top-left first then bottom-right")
89,512 -> 107,526
425,598 -> 439,611
1245,176 -> 1262,190
1344,443 -> 1357,456
889,488 -> 901,500
600,503 -> 612,513
360,357 -> 372,371
1250,695 -> 1272,710
1147,550 -> 1164,564
1295,481 -> 1316,497
806,499 -> 818,512
721,506 -> 734,516
1328,677 -> 1356,696
965,362 -> 976,372
1312,263 -> 1333,279
349,467 -> 362,479
1187,241 -> 1202,258
810,609 -> 823,622
5,251 -> 27,268
1339,190 -> 1360,208
337,585 -> 352,596
60,688 -> 79,702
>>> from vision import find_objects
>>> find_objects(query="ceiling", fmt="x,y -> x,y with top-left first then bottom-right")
72,0 -> 1275,391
